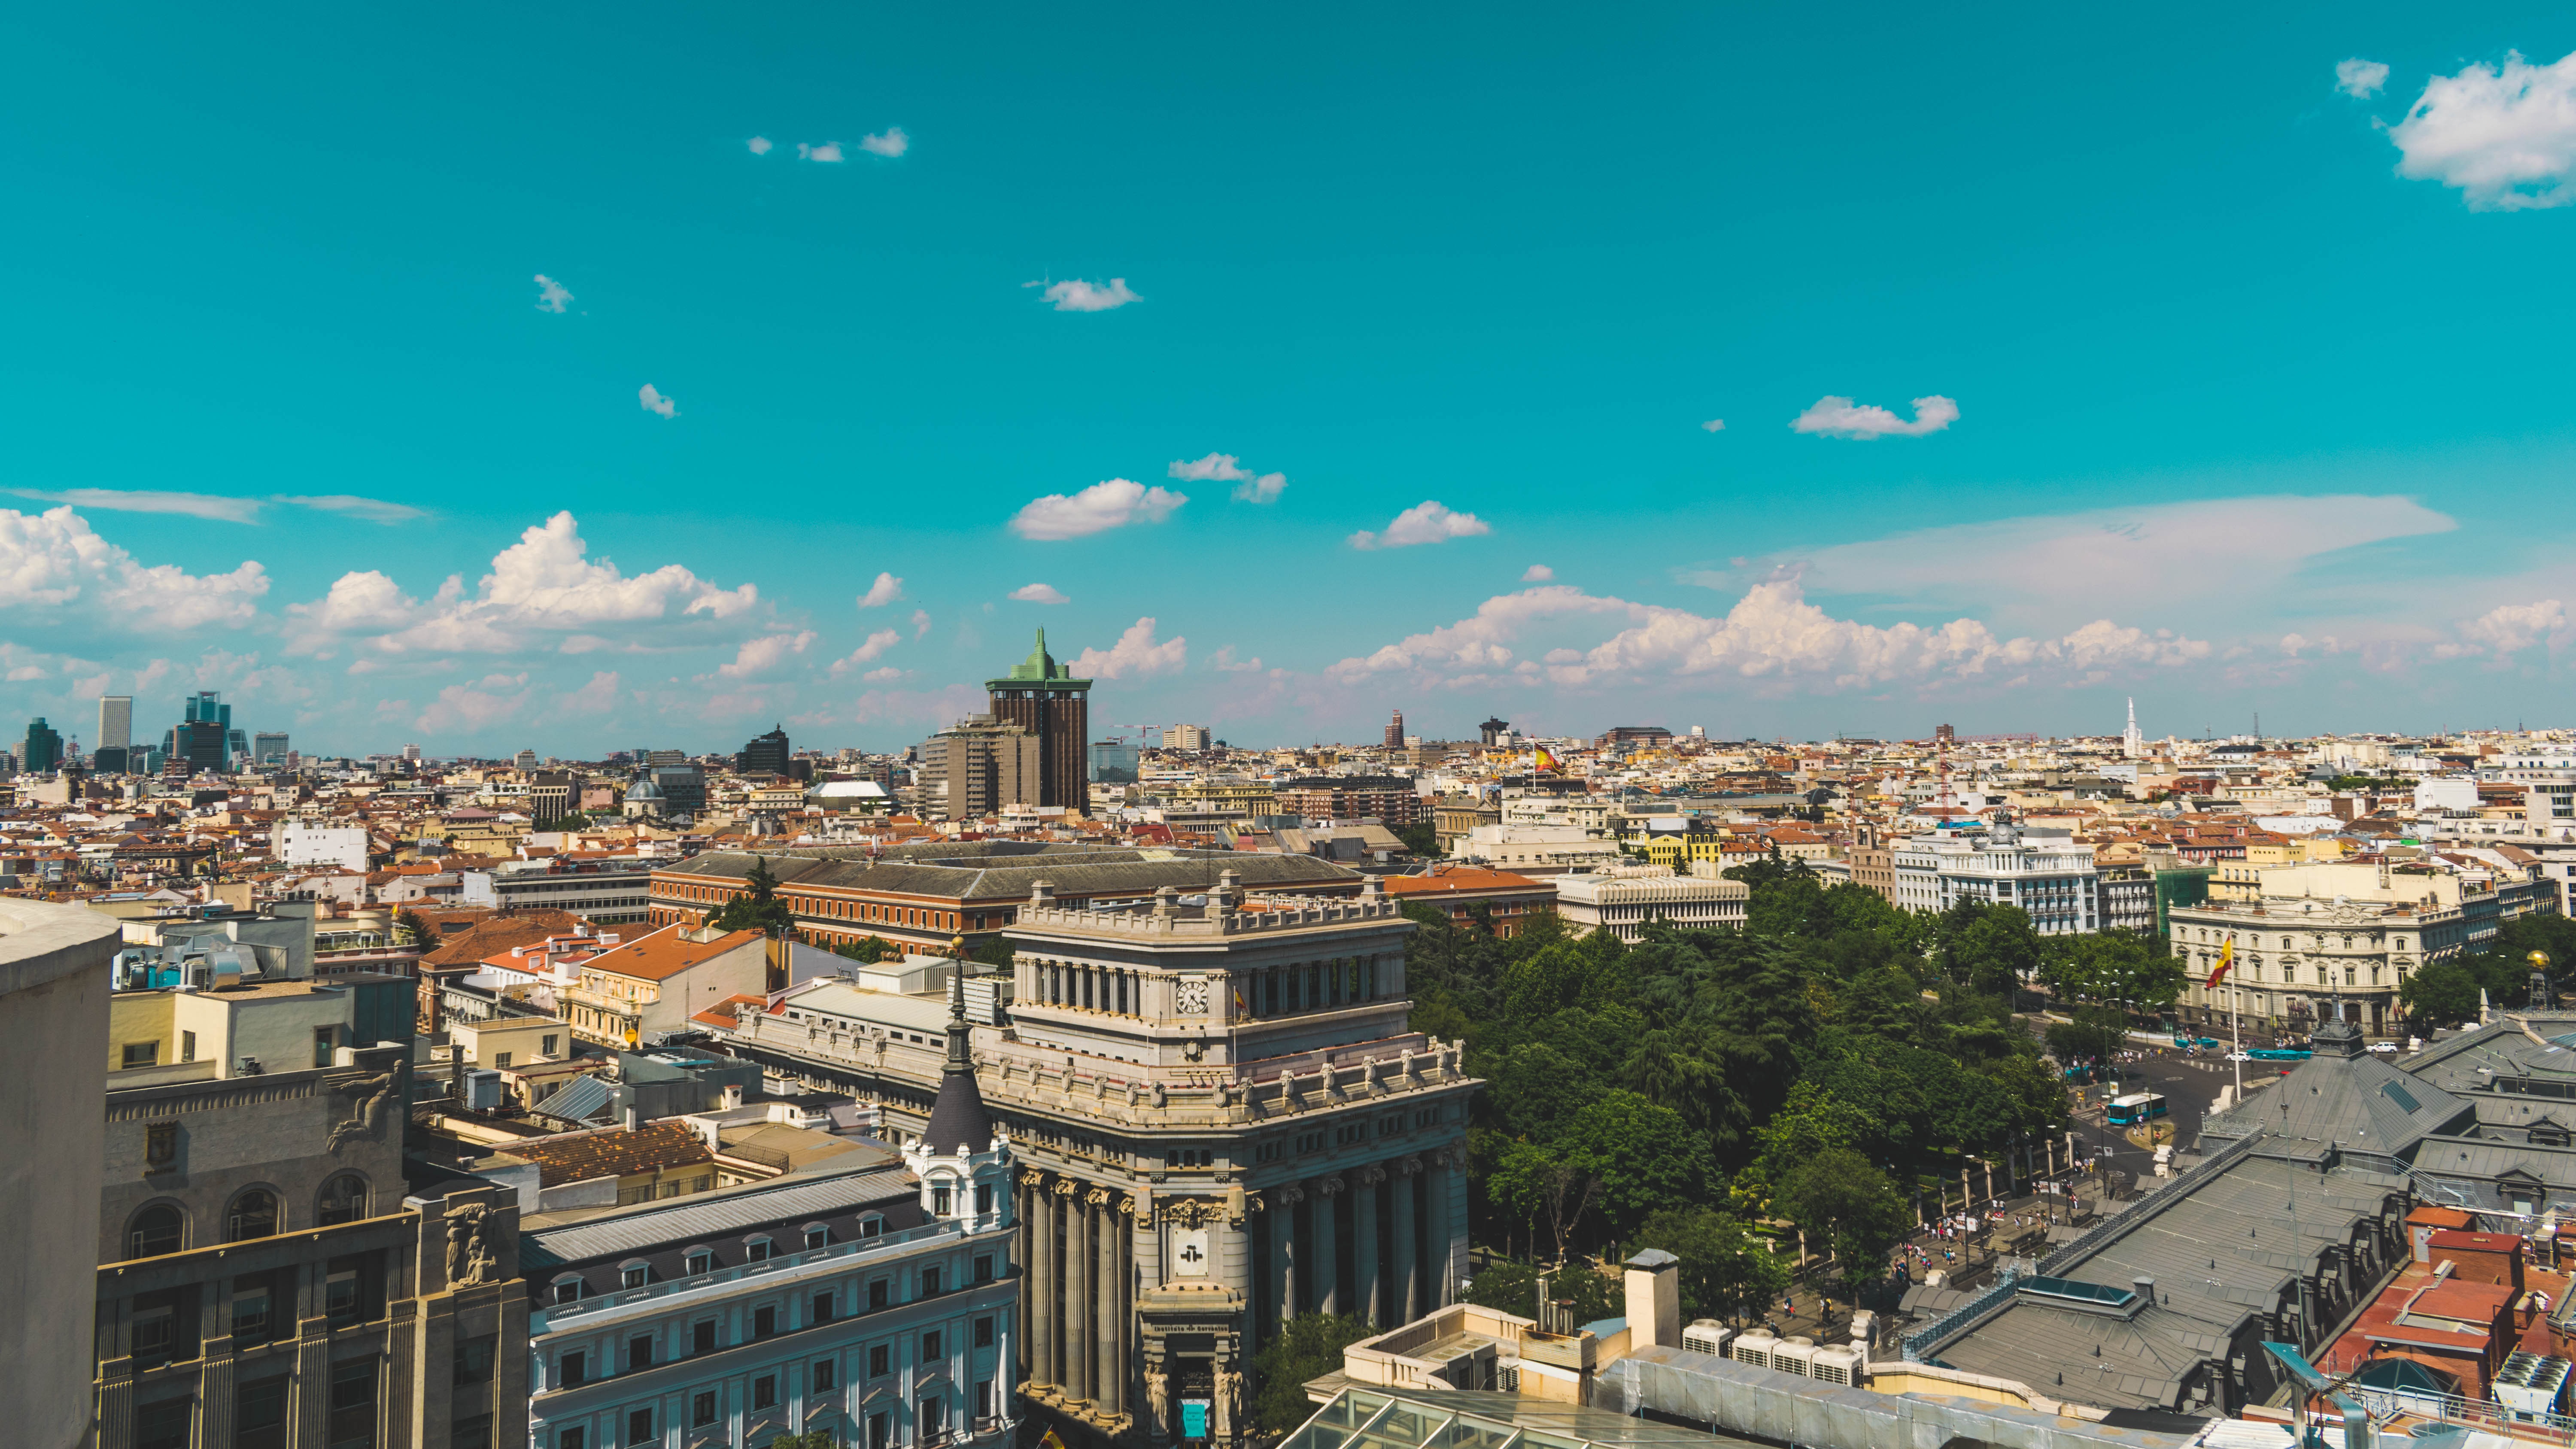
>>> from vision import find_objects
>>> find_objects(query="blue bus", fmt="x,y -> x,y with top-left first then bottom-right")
2248,1048 -> 2312,1062
2107,1093 -> 2169,1127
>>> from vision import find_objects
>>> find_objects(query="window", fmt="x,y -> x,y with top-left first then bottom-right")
921,1265 -> 942,1295
494,1052 -> 513,1069
453,1416 -> 492,1449
128,1203 -> 184,1259
923,1329 -> 943,1360
976,1381 -> 993,1421
123,1040 -> 159,1069
869,1278 -> 889,1310
231,1273 -> 277,1346
628,1334 -> 654,1371
313,1026 -> 338,1069
806,1224 -> 832,1248
626,1408 -> 655,1446
870,1344 -> 891,1378
745,1236 -> 775,1261
620,1263 -> 648,1289
814,1358 -> 839,1392
754,1305 -> 777,1338
319,1174 -> 367,1226
559,1430 -> 586,1449
812,1290 -> 835,1323
920,1396 -> 942,1442
328,1358 -> 378,1449
543,1033 -> 560,1055
136,1398 -> 193,1449
975,1183 -> 993,1215
692,1391 -> 718,1428
559,1351 -> 586,1388
553,1277 -> 583,1305
693,1318 -> 717,1355
860,1215 -> 884,1239
975,1316 -> 995,1348
235,1375 -> 289,1449
933,1184 -> 953,1215
754,1375 -> 778,1410
228,1189 -> 279,1242
974,1253 -> 993,1284
685,1249 -> 714,1275
454,1334 -> 496,1385
869,1413 -> 891,1449
181,1031 -> 197,1063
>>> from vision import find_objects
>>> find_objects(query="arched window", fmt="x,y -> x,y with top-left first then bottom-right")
318,1173 -> 368,1226
804,1222 -> 832,1249
127,1203 -> 184,1259
619,1260 -> 650,1289
227,1188 -> 279,1242
551,1275 -> 584,1305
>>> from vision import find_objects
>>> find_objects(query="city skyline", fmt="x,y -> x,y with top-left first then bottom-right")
7,6 -> 2576,753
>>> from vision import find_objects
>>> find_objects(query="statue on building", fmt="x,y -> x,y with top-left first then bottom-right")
446,1203 -> 499,1285
1145,1366 -> 1171,1439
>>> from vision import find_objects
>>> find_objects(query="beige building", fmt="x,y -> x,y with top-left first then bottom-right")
1457,823 -> 1621,878
558,923 -> 769,1048
1552,863 -> 1750,942
449,1014 -> 571,1071
107,975 -> 415,1085
920,714 -> 1043,821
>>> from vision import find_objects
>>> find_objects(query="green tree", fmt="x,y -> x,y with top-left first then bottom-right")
1559,1091 -> 1709,1240
834,935 -> 896,964
2401,960 -> 2482,1029
766,1434 -> 844,1449
1771,1147 -> 1911,1297
1489,1139 -> 1599,1263
396,908 -> 439,952
969,935 -> 1015,969
708,856 -> 797,936
1249,1313 -> 1373,1433
1394,819 -> 1442,857
1463,1257 -> 1622,1325
1631,1206 -> 1791,1325
2044,1005 -> 2126,1066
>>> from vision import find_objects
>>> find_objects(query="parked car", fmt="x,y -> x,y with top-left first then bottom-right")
2367,1041 -> 2399,1053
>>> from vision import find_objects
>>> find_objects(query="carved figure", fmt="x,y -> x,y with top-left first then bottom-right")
1214,1368 -> 1244,1440
1145,1367 -> 1171,1437
328,1072 -> 397,1151
446,1203 -> 499,1285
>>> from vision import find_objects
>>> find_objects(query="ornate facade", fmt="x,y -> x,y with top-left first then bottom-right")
717,871 -> 1480,1446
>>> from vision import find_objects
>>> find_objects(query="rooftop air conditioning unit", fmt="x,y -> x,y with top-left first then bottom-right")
1771,1337 -> 1819,1377
1730,1329 -> 1775,1371
1681,1320 -> 1734,1358
1811,1346 -> 1865,1387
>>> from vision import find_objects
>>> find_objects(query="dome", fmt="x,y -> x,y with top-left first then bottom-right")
626,776 -> 665,802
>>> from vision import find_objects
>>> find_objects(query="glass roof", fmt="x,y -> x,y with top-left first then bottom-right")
2020,1276 -> 2139,1308
1280,1388 -> 1768,1449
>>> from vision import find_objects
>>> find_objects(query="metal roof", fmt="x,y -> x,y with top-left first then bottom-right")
524,1166 -> 916,1267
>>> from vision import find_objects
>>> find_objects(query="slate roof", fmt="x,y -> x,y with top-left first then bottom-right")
2200,1019 -> 2471,1167
664,845 -> 1364,902
523,1164 -> 917,1270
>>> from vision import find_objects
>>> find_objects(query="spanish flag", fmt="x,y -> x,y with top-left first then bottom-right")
1534,747 -> 1558,771
2206,939 -> 2233,989
1039,1430 -> 1070,1449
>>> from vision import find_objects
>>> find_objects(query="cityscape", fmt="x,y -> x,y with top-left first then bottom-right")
12,7 -> 2576,1449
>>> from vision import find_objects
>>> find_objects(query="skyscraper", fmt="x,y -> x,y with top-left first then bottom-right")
984,630 -> 1092,810
253,731 -> 290,766
737,724 -> 791,775
169,691 -> 231,773
1384,709 -> 1405,749
22,718 -> 62,773
96,695 -> 131,754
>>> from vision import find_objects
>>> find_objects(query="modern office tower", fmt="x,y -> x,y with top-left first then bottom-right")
167,691 -> 231,772
98,694 -> 132,753
1164,724 -> 1209,752
917,716 -> 1042,821
738,724 -> 792,775
1088,738 -> 1140,785
1479,717 -> 1510,746
23,717 -> 63,773
984,631 -> 1091,811
252,731 -> 289,765
513,748 -> 540,770
648,762 -> 706,818
1383,710 -> 1405,749
401,741 -> 422,762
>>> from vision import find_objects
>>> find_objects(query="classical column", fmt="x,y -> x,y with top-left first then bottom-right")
1272,1183 -> 1306,1322
1027,1173 -> 1055,1388
1064,1182 -> 1092,1403
1391,1157 -> 1421,1323
1354,1166 -> 1385,1327
1096,1189 -> 1123,1420
1312,1176 -> 1345,1315
1423,1149 -> 1460,1310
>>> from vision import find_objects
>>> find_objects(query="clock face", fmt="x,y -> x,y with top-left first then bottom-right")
1173,1227 -> 1211,1277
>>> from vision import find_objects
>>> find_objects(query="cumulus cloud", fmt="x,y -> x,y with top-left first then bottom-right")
797,141 -> 846,163
910,608 -> 933,639
1072,617 -> 1187,679
1331,580 -> 2207,693
535,274 -> 573,313
2337,58 -> 2391,99
713,629 -> 816,679
275,495 -> 426,525
563,670 -> 621,713
858,128 -> 909,157
1522,565 -> 1555,583
830,629 -> 903,676
1210,645 -> 1264,671
1701,418 -> 1726,432
1350,501 -> 1492,550
1791,394 -> 1959,439
1010,583 -> 1070,604
747,136 -> 774,155
287,510 -> 756,656
639,383 -> 678,419
0,506 -> 268,629
8,488 -> 261,523
1170,453 -> 1251,482
417,673 -> 530,733
1031,278 -> 1141,312
1010,479 -> 1186,540
857,571 -> 904,608
2389,49 -> 2576,209
2439,599 -> 2569,657
1233,472 -> 1286,504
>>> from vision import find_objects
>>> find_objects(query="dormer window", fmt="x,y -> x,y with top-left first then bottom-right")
619,1261 -> 650,1288
745,1236 -> 774,1262
683,1248 -> 714,1275
552,1276 -> 584,1304
804,1223 -> 832,1249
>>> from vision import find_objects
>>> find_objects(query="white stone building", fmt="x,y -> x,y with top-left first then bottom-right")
1890,825 -> 2100,934
1550,863 -> 1750,942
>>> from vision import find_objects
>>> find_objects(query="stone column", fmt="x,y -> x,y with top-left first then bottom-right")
1272,1183 -> 1305,1322
1391,1157 -> 1422,1323
1354,1166 -> 1385,1326
1027,1173 -> 1055,1388
1426,1149 -> 1461,1309
1096,1189 -> 1123,1420
1312,1176 -> 1344,1316
1064,1183 -> 1092,1404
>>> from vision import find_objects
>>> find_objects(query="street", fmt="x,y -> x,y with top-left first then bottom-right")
2059,1039 -> 2281,1185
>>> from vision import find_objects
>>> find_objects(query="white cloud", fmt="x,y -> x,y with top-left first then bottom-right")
1010,583 -> 1070,604
1032,278 -> 1141,312
1233,472 -> 1286,504
416,673 -> 529,732
274,495 -> 426,525
714,629 -> 816,679
1170,453 -> 1252,482
0,506 -> 268,628
1522,564 -> 1555,582
563,669 -> 621,713
910,608 -> 932,639
2389,49 -> 2576,210
858,127 -> 909,158
1330,580 -> 2207,693
1072,617 -> 1187,679
1701,418 -> 1726,432
2439,599 -> 2569,657
862,666 -> 906,683
1009,479 -> 1186,540
1791,394 -> 1959,439
639,383 -> 678,419
8,488 -> 261,523
2337,58 -> 2391,99
1210,644 -> 1264,671
1350,501 -> 1492,550
535,274 -> 573,313
747,136 -> 774,155
830,628 -> 903,676
797,141 -> 846,163
287,511 -> 758,656
857,571 -> 904,608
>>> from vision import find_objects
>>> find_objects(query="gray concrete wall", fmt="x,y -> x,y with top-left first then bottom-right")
0,898 -> 119,1449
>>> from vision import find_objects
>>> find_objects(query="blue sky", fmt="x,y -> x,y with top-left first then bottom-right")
6,3 -> 2576,755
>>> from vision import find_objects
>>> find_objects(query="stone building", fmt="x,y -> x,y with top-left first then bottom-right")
713,871 -> 1479,1446
89,1039 -> 527,1449
1551,864 -> 1749,942
985,632 -> 1091,812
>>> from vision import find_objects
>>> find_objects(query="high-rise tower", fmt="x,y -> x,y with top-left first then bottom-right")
984,630 -> 1092,810
1383,709 -> 1405,750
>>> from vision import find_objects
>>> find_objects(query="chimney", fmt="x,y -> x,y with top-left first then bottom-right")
1625,1249 -> 1682,1349
623,1106 -> 639,1133
722,1084 -> 744,1109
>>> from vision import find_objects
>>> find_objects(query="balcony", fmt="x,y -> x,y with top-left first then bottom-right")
538,1219 -> 1009,1329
